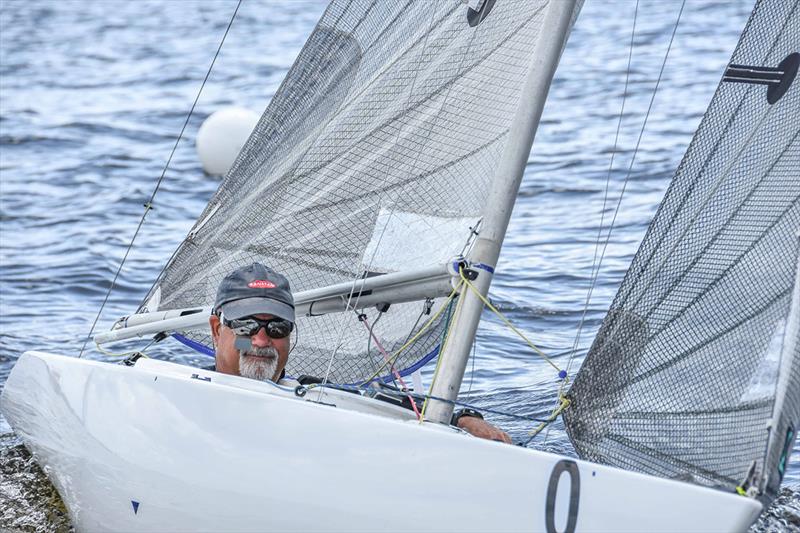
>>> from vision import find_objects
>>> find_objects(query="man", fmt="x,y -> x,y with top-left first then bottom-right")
210,263 -> 511,443
210,263 -> 295,383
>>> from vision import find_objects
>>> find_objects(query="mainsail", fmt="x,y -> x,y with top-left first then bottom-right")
565,0 -> 799,506
140,0 -> 582,384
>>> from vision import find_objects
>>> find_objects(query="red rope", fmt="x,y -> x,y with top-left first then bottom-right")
359,316 -> 422,419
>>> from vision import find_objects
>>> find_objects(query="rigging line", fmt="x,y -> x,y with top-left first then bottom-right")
402,302 -> 428,348
361,282 -> 462,384
357,312 -> 422,419
365,309 -> 388,381
458,267 -> 571,441
304,382 -> 551,423
522,396 -> 570,446
94,337 -> 155,359
420,283 -> 465,421
460,269 -> 562,373
564,0 -> 686,375
568,0 -> 639,368
78,0 -> 243,358
459,218 -> 483,258
584,2 -> 798,320
614,92 -> 780,329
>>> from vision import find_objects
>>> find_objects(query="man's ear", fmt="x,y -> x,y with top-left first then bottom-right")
209,315 -> 221,347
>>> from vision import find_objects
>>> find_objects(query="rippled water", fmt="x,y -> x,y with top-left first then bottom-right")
1,0 -> 798,531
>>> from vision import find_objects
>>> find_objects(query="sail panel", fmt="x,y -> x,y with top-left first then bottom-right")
142,0 -> 582,382
565,0 -> 799,504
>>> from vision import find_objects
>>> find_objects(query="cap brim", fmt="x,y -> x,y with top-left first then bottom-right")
220,297 -> 295,323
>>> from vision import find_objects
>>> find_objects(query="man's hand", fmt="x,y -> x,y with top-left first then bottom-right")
456,416 -> 512,444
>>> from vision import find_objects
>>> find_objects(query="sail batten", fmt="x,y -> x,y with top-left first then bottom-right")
565,0 -> 800,505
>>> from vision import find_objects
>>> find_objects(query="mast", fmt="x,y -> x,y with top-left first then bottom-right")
425,0 -> 578,424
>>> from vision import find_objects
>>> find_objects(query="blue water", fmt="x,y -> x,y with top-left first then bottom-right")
0,0 -> 797,530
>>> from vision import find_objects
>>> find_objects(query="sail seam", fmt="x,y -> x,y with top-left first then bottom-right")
616,400 -> 773,418
257,4 -> 547,197
641,132 -> 800,333
613,0 -> 797,307
646,189 -> 800,342
619,96 -> 778,318
603,434 -> 740,486
623,286 -> 792,389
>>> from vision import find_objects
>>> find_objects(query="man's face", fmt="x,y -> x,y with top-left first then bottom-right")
209,313 -> 291,382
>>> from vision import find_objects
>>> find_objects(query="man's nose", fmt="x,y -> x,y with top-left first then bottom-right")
250,327 -> 272,347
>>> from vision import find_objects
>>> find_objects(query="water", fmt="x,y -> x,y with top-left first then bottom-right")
0,0 -> 798,530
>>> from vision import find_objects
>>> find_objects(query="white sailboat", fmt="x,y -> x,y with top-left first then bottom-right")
1,0 -> 798,531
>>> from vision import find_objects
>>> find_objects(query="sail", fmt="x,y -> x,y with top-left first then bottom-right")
564,0 -> 799,504
141,1 -> 582,383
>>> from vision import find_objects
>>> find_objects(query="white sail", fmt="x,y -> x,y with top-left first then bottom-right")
139,0 -> 583,385
565,0 -> 800,507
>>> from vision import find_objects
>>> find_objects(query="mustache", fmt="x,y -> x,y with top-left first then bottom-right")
241,346 -> 279,358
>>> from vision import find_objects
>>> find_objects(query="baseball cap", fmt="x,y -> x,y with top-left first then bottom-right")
213,263 -> 295,323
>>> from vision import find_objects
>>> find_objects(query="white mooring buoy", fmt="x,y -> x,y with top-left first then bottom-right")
196,107 -> 260,176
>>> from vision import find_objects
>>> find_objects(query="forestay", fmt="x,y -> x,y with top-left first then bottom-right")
141,0 -> 577,383
564,0 -> 799,506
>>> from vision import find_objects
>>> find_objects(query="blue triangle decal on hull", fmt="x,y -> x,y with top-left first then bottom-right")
131,500 -> 140,515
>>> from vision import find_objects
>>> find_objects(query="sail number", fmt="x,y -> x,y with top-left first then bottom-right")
545,460 -> 580,533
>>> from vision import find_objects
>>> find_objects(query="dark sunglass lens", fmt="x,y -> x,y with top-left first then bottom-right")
266,321 -> 292,339
228,317 -> 292,338
227,318 -> 257,336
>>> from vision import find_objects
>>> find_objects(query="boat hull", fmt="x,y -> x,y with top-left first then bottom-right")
1,351 -> 761,532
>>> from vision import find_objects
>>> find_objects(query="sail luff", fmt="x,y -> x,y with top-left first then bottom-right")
762,235 -> 800,498
425,0 -> 580,424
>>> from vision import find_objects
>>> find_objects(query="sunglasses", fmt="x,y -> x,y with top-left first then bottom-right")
222,316 -> 294,339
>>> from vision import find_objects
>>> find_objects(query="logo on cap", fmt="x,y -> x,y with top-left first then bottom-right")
248,280 -> 276,289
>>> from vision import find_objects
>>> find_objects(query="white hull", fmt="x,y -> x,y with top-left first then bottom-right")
1,351 -> 761,532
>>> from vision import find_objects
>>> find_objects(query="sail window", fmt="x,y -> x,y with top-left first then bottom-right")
362,208 -> 479,273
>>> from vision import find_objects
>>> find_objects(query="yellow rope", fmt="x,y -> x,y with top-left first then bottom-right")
527,396 -> 571,438
360,280 -> 464,384
361,265 -> 571,438
459,269 -> 562,372
94,338 -> 152,359
457,268 -> 572,439
419,282 -> 467,422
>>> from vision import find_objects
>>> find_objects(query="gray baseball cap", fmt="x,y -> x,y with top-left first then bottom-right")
213,263 -> 295,323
